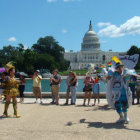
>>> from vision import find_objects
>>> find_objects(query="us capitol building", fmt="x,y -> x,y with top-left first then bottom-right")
64,21 -> 125,70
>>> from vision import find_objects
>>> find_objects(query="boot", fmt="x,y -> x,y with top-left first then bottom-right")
124,112 -> 130,123
116,112 -> 125,123
13,99 -> 20,118
3,101 -> 11,117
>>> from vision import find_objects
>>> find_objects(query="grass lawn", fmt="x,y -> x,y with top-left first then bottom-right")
59,70 -> 88,76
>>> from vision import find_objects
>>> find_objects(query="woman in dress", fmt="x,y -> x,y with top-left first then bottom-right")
83,72 -> 94,106
2,62 -> 20,118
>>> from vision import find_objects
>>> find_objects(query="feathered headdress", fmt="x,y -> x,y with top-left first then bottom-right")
5,61 -> 15,73
112,56 -> 124,69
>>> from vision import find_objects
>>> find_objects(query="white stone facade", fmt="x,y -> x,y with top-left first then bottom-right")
64,21 -> 125,70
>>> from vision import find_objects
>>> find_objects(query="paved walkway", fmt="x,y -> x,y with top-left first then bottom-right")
0,98 -> 140,140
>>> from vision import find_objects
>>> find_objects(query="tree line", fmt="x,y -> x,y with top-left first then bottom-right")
0,36 -> 70,74
0,36 -> 139,74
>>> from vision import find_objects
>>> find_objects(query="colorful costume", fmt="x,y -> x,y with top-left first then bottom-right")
105,54 -> 139,123
2,76 -> 20,117
107,66 -> 132,123
2,62 -> 20,118
3,77 -> 19,96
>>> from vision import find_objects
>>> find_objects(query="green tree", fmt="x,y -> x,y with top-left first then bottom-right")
0,36 -> 70,74
127,45 -> 140,69
32,36 -> 69,71
127,45 -> 140,55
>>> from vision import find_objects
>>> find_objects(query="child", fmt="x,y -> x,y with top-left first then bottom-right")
92,74 -> 100,106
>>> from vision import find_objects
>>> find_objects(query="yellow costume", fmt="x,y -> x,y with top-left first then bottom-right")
3,76 -> 19,96
3,62 -> 20,118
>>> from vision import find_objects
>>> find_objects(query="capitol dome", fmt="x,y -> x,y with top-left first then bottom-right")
81,21 -> 100,51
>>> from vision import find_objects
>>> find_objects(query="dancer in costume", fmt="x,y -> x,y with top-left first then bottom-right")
2,62 -> 20,118
106,60 -> 132,123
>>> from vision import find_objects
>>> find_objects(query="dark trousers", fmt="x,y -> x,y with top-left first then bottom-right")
129,85 -> 136,104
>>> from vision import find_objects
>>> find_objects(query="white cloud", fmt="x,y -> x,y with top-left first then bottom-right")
62,29 -> 67,33
47,0 -> 57,3
8,37 -> 17,42
97,22 -> 111,27
98,16 -> 140,38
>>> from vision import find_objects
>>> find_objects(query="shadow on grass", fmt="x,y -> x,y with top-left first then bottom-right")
79,118 -> 140,132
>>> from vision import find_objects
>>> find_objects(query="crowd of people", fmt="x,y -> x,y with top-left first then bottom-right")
0,61 -> 140,124
32,69 -> 101,106
0,63 -> 102,118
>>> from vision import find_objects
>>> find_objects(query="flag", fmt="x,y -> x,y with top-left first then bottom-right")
118,54 -> 139,69
112,56 -> 122,64
100,65 -> 106,68
107,62 -> 112,67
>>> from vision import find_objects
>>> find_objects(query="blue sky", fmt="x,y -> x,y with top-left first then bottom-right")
0,0 -> 140,52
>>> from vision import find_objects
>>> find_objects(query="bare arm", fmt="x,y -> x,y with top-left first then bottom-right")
70,78 -> 77,86
32,74 -> 35,80
37,75 -> 42,80
52,78 -> 59,83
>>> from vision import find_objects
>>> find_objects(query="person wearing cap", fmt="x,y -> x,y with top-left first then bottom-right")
50,69 -> 62,105
2,62 -> 20,118
32,70 -> 42,104
107,62 -> 132,123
